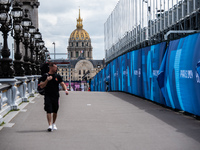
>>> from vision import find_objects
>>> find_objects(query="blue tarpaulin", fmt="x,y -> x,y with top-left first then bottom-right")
91,32 -> 200,116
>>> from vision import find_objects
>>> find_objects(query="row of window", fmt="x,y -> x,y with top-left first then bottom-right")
70,42 -> 89,47
59,68 -> 73,71
62,76 -> 90,81
71,51 -> 90,58
62,75 -> 90,78
79,70 -> 89,75
59,72 -> 73,75
59,68 -> 100,73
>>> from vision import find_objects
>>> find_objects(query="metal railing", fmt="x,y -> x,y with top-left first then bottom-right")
105,0 -> 200,63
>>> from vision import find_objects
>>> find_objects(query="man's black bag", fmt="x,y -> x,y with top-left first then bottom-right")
37,83 -> 45,95
37,63 -> 49,95
37,73 -> 48,95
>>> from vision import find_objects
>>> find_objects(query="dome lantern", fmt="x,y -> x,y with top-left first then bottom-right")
69,9 -> 90,41
76,9 -> 83,29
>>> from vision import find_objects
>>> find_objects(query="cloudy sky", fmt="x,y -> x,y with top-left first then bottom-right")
38,0 -> 118,60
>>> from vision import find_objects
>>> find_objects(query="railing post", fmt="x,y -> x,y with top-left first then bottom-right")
27,76 -> 34,97
0,79 -> 17,110
34,75 -> 41,93
15,77 -> 28,102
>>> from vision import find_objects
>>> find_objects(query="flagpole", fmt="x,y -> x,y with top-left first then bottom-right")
68,52 -> 71,91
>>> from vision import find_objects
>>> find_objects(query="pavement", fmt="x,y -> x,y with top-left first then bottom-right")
0,91 -> 200,150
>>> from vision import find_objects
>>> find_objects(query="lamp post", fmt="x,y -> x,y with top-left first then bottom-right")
68,52 -> 71,91
21,9 -> 32,75
0,0 -> 14,78
52,42 -> 55,60
39,46 -> 45,64
35,37 -> 44,75
38,39 -> 44,63
34,29 -> 41,75
41,46 -> 48,63
11,1 -> 25,76
29,25 -> 36,75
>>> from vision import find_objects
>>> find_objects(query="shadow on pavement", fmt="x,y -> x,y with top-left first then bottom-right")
108,92 -> 200,143
16,130 -> 47,133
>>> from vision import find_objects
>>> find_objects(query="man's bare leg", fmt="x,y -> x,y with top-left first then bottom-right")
52,113 -> 58,130
47,113 -> 52,125
53,113 -> 57,124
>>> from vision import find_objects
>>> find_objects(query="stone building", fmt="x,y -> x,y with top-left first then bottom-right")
57,9 -> 105,82
16,0 -> 39,28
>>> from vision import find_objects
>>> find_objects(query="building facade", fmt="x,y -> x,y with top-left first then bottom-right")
57,9 -> 105,82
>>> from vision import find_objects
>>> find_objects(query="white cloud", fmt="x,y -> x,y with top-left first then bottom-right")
39,14 -> 58,26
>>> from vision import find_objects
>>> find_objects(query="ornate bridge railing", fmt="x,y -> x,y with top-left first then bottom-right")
0,76 -> 40,125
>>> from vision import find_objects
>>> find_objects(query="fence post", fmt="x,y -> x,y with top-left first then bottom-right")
15,77 -> 28,102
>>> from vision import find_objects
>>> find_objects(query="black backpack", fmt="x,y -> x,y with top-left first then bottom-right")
37,73 -> 48,95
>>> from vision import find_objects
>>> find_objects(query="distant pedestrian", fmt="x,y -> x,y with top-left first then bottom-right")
197,60 -> 200,76
105,81 -> 109,92
39,63 -> 69,132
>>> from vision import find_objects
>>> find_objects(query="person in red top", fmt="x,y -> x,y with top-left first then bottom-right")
88,87 -> 91,91
40,63 -> 69,132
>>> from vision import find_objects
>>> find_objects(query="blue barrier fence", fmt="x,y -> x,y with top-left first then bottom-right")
91,33 -> 200,116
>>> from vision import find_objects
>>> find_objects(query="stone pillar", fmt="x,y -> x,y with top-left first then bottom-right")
15,76 -> 28,102
0,79 -> 17,110
27,76 -> 34,97
73,51 -> 76,59
90,50 -> 93,59
33,75 -> 41,93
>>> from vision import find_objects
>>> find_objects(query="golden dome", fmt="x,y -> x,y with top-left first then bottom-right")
69,9 -> 90,41
70,29 -> 90,41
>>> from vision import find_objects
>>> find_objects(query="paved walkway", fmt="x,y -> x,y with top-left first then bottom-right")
0,92 -> 200,150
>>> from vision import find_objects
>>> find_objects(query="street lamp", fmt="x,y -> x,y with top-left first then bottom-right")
68,52 -> 71,91
34,29 -> 41,75
35,38 -> 44,75
35,39 -> 40,74
29,25 -> 36,75
40,46 -> 47,63
34,28 -> 41,39
0,0 -> 14,78
21,9 -> 32,75
52,42 -> 55,60
38,39 -> 44,74
39,39 -> 44,47
11,1 -> 25,76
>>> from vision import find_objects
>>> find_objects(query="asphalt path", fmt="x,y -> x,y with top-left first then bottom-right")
0,91 -> 200,150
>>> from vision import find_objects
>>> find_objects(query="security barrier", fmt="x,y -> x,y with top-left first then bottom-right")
91,32 -> 200,116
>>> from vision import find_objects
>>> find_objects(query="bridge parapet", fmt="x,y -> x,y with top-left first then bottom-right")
0,76 -> 40,125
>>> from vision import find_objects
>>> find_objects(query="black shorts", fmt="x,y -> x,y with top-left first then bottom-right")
44,95 -> 59,113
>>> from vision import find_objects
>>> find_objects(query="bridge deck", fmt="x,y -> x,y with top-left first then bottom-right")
0,92 -> 200,150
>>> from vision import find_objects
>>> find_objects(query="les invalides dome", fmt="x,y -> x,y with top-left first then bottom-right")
69,10 -> 90,41
68,9 -> 92,60
63,9 -> 105,83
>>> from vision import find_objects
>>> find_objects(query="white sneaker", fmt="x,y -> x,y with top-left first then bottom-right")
48,125 -> 52,132
52,124 -> 57,130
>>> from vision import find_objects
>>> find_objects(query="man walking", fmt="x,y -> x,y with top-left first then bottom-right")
39,63 -> 69,132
